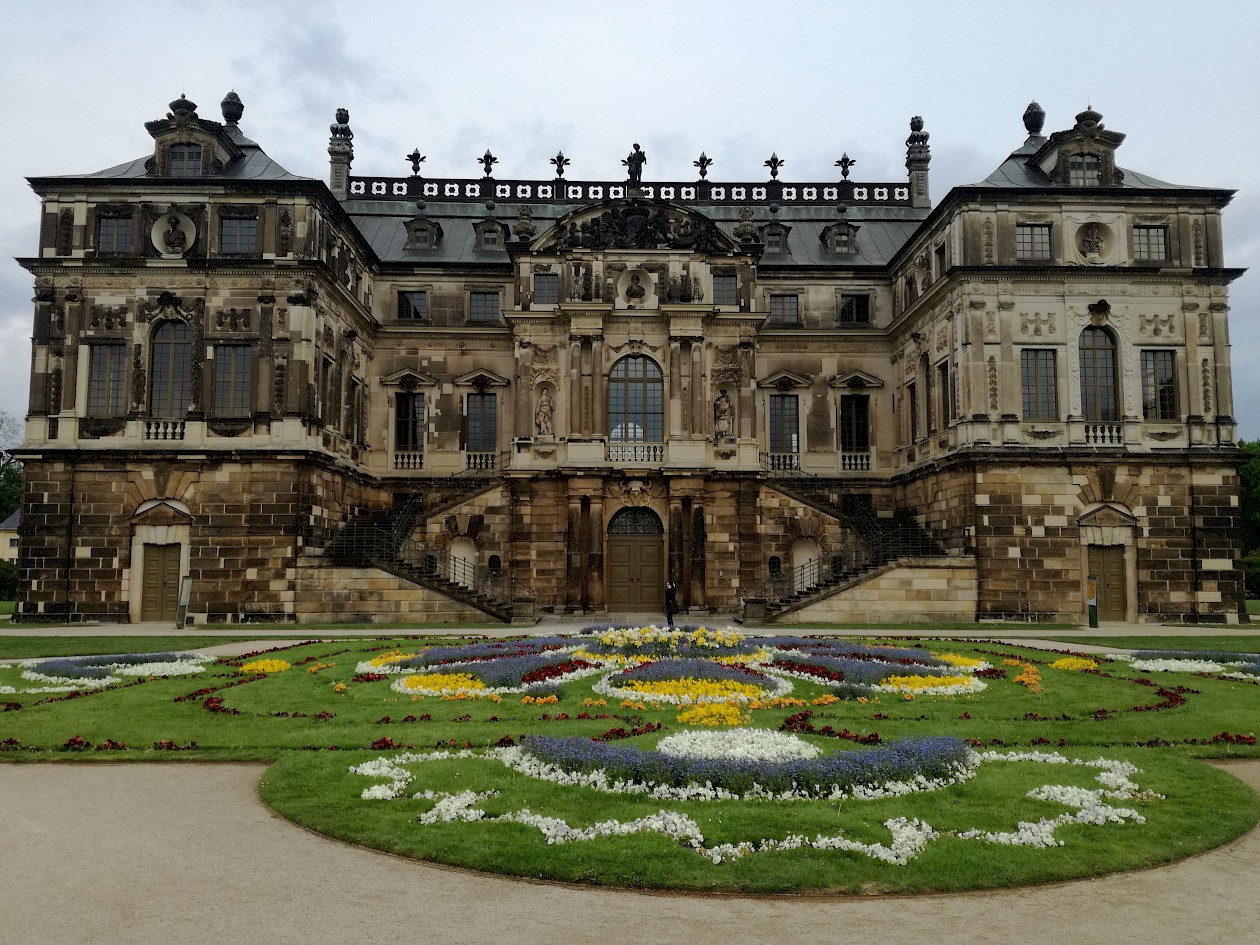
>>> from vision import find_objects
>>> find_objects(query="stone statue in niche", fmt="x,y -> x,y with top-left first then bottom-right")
713,389 -> 734,440
1080,223 -> 1103,258
162,215 -> 187,254
622,143 -> 646,185
535,389 -> 554,438
625,273 -> 646,305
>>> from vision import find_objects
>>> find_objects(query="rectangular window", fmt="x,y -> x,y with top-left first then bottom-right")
937,361 -> 951,427
482,229 -> 499,249
219,218 -> 257,254
1141,350 -> 1177,420
397,290 -> 428,321
97,217 -> 133,253
1016,224 -> 1052,260
1069,154 -> 1102,186
465,392 -> 497,452
838,293 -> 871,326
87,345 -> 126,416
169,144 -> 203,177
765,232 -> 783,254
1132,225 -> 1168,261
213,345 -> 252,417
712,273 -> 738,306
1020,349 -> 1059,420
768,294 -> 799,326
934,243 -> 947,278
395,392 -> 424,451
769,394 -> 799,454
533,273 -> 559,304
469,291 -> 500,323
907,381 -> 918,441
840,394 -> 870,453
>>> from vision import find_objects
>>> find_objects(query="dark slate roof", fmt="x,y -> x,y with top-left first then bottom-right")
969,136 -> 1204,191
0,509 -> 19,531
348,199 -> 930,269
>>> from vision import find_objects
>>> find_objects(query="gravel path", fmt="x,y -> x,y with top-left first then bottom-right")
1,761 -> 1257,945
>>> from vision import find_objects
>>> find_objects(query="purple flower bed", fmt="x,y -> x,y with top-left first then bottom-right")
29,653 -> 187,679
419,650 -> 588,689
769,652 -> 952,687
519,733 -> 971,797
764,637 -> 946,666
614,659 -> 769,685
396,637 -> 573,670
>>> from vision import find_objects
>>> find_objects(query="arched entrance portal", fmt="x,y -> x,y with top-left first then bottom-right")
606,507 -> 664,612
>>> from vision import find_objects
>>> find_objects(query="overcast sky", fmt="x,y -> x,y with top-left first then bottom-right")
1,0 -> 1256,438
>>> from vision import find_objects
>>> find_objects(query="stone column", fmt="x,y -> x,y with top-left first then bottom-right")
738,342 -> 756,440
515,342 -> 533,437
568,337 -> 582,436
565,494 -> 582,612
668,339 -> 683,438
690,503 -> 707,611
587,494 -> 605,610
669,496 -> 684,586
690,340 -> 704,437
591,335 -> 605,436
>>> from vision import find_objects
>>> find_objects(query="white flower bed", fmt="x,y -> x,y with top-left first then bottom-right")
655,729 -> 820,763
12,654 -> 214,693
873,677 -> 988,696
1109,654 -> 1228,674
347,746 -> 1160,865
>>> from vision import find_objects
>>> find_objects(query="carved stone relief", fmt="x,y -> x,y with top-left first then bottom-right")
1019,312 -> 1055,337
1202,358 -> 1213,414
986,355 -> 998,412
1138,312 -> 1175,336
1198,312 -> 1210,342
982,219 -> 994,264
1193,221 -> 1204,267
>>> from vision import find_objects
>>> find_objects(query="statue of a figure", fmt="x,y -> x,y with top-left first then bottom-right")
535,389 -> 554,437
625,273 -> 646,304
713,389 -> 734,440
163,215 -> 187,254
622,143 -> 646,185
1081,223 -> 1103,256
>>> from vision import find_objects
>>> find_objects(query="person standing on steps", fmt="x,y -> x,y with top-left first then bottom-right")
664,580 -> 678,629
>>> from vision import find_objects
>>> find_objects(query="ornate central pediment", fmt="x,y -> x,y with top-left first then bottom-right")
534,200 -> 742,254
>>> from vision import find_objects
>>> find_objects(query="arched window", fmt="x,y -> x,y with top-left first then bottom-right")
609,355 -> 663,443
150,321 -> 192,418
768,556 -> 782,576
1079,326 -> 1119,422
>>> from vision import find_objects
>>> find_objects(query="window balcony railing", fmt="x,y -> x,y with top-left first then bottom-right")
840,450 -> 872,472
1083,422 -> 1124,446
765,451 -> 800,471
465,450 -> 499,471
145,419 -> 185,441
393,450 -> 424,470
607,441 -> 665,464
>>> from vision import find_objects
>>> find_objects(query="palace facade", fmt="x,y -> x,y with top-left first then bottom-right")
13,94 -> 1246,624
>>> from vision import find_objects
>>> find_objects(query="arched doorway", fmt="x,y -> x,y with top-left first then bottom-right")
606,507 -> 664,612
791,537 -> 821,592
449,537 -> 477,588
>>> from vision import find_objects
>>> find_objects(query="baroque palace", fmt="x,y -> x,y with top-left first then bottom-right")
13,94 -> 1245,624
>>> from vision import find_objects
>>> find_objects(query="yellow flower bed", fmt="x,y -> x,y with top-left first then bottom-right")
1050,657 -> 1099,672
521,694 -> 558,705
614,678 -> 767,702
306,662 -> 335,674
398,672 -> 484,694
881,674 -> 975,692
936,653 -> 986,669
813,694 -> 841,706
582,698 -> 607,707
240,659 -> 290,674
367,651 -> 415,667
332,682 -> 348,693
676,702 -> 749,726
596,625 -> 746,651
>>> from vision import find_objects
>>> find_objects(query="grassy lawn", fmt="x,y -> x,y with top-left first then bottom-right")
0,601 -> 13,619
2,632 -> 1258,893
1040,635 -> 1260,653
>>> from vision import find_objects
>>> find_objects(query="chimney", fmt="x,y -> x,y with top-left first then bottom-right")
905,115 -> 931,209
328,107 -> 354,201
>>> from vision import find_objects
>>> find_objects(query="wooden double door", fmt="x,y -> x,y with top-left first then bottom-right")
141,543 -> 181,622
1087,545 -> 1127,621
606,507 -> 665,612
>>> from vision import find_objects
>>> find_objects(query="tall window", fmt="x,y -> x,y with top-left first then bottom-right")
469,291 -> 499,323
768,294 -> 799,326
1069,154 -> 1102,186
838,294 -> 871,326
395,392 -> 424,450
907,381 -> 919,441
1141,350 -> 1177,420
213,345 -> 252,417
1079,326 -> 1119,422
1016,224 -> 1052,260
219,218 -> 257,254
397,290 -> 428,321
87,345 -> 126,416
1020,349 -> 1058,420
97,217 -> 133,253
712,273 -> 738,306
769,394 -> 799,454
169,144 -> 202,177
533,273 -> 559,304
840,394 -> 870,452
609,355 -> 663,443
1132,225 -> 1168,261
150,321 -> 193,418
464,392 -> 497,452
937,360 -> 952,428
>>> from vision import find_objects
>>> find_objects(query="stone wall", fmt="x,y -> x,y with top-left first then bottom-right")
291,556 -> 486,624
785,559 -> 977,624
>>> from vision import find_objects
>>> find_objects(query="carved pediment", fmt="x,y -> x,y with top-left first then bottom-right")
534,199 -> 741,254
758,370 -> 812,391
454,369 -> 510,389
829,369 -> 884,390
380,368 -> 438,389
1076,501 -> 1137,528
130,498 -> 194,526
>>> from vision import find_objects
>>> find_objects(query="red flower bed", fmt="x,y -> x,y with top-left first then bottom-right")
519,659 -> 596,684
774,660 -> 844,683
780,710 -> 880,744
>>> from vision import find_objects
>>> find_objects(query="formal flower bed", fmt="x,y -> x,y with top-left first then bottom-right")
575,625 -> 766,664
389,650 -> 604,696
1109,651 -> 1260,679
2,652 -> 215,694
592,658 -> 791,705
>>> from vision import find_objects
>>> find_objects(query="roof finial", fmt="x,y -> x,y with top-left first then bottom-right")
1022,101 -> 1046,138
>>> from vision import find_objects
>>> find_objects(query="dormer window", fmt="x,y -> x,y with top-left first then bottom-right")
765,232 -> 782,253
404,217 -> 443,251
820,221 -> 860,256
169,144 -> 203,177
1069,154 -> 1102,186
483,229 -> 499,249
759,221 -> 791,256
473,219 -> 506,252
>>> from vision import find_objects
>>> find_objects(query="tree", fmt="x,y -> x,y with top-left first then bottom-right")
0,410 -> 19,522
